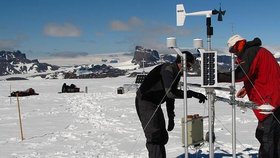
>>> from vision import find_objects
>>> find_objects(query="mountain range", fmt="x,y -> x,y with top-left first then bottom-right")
0,50 -> 59,76
0,47 -> 279,80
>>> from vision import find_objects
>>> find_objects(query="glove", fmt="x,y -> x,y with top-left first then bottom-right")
196,93 -> 207,103
236,87 -> 247,98
167,119 -> 175,131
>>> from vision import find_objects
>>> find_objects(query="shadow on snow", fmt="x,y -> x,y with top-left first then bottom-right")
177,148 -> 258,158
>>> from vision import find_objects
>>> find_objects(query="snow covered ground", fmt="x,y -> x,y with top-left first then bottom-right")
0,75 -> 260,158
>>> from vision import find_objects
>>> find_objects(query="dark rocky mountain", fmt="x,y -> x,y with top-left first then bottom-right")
0,50 -> 59,76
132,45 -> 187,65
63,64 -> 127,79
132,46 -> 160,67
131,46 -> 202,76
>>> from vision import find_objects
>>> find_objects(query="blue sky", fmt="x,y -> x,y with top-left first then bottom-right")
1,0 -> 280,58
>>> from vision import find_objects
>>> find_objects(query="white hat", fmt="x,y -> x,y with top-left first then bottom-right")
227,34 -> 245,48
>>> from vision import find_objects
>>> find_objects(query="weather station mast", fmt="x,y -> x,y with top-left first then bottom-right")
167,3 -> 278,158
167,3 -> 225,158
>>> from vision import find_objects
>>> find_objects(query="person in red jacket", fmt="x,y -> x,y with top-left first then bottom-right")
218,34 -> 280,158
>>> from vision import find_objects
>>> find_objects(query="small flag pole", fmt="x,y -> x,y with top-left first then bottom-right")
16,93 -> 24,141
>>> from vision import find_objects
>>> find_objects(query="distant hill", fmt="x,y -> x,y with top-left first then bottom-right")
0,50 -> 59,76
0,50 -> 128,79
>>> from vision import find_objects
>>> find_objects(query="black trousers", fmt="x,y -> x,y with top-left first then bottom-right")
135,91 -> 168,158
256,107 -> 280,158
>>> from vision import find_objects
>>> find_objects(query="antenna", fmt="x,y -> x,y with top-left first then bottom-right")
231,23 -> 235,35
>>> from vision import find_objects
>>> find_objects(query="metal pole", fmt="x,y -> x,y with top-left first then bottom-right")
183,52 -> 189,158
16,93 -> 24,141
231,53 -> 237,158
206,16 -> 214,158
142,58 -> 145,73
10,84 -> 12,105
172,47 -> 188,158
207,37 -> 211,51
207,88 -> 215,158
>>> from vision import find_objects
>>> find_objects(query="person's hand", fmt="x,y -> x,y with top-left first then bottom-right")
167,119 -> 175,131
236,87 -> 247,98
197,93 -> 207,103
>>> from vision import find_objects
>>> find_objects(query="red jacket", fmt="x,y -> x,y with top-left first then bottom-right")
219,38 -> 280,121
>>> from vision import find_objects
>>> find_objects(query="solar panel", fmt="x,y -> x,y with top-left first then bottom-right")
200,50 -> 217,87
135,74 -> 147,84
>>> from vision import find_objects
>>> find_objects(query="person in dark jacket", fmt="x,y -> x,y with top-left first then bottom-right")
218,34 -> 280,158
135,51 -> 207,158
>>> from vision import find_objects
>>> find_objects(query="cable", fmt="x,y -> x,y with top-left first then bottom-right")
237,63 -> 280,126
215,113 -> 255,155
142,69 -> 182,132
200,102 -> 256,156
236,64 -> 265,104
